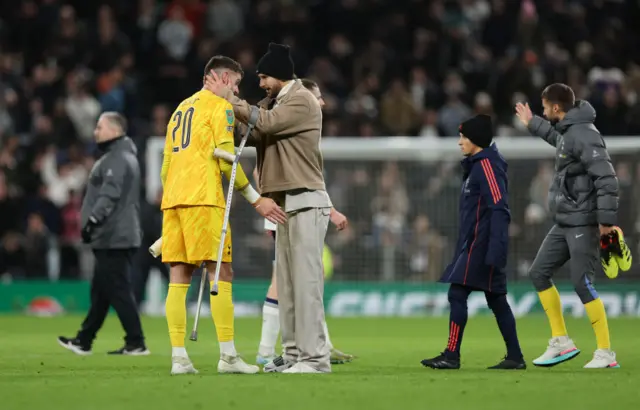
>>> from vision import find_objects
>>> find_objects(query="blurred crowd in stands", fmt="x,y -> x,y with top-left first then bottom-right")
0,0 -> 639,285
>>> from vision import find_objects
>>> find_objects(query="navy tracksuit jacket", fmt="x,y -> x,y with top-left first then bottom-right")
439,144 -> 510,294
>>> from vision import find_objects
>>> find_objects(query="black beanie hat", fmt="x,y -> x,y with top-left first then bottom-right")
256,43 -> 295,81
459,114 -> 493,148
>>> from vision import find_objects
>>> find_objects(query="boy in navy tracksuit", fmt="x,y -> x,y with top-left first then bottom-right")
421,114 -> 525,370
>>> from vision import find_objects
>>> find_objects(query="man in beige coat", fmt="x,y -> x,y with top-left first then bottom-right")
205,43 -> 332,373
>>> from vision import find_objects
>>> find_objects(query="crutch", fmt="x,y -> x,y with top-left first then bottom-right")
189,106 -> 260,342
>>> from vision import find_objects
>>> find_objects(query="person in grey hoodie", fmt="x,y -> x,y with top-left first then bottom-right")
515,83 -> 620,369
57,112 -> 148,356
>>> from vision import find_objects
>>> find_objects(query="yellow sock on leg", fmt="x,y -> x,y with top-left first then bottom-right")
166,284 -> 190,355
584,298 -> 611,350
210,281 -> 236,356
538,286 -> 568,337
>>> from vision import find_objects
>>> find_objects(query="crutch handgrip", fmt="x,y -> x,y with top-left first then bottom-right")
149,238 -> 162,258
213,148 -> 236,162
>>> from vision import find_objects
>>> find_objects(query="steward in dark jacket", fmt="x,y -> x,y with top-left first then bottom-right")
81,135 -> 142,249
422,114 -> 524,371
59,112 -> 147,356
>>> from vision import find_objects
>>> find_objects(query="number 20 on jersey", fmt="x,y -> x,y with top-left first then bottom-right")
171,107 -> 195,152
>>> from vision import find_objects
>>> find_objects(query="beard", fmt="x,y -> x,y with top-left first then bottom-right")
266,83 -> 283,99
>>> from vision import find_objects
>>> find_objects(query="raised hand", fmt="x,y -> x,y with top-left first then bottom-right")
515,102 -> 533,127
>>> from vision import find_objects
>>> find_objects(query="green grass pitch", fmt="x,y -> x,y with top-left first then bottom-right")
0,315 -> 637,410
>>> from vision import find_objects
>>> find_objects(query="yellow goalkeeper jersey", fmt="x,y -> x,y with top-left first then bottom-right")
160,90 -> 238,210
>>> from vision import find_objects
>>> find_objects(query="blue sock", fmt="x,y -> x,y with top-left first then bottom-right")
485,292 -> 523,360
445,285 -> 471,359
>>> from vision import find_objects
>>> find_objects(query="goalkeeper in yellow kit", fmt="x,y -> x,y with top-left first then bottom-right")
161,56 -> 287,375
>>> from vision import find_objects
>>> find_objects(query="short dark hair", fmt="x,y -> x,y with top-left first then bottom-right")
204,56 -> 243,77
301,78 -> 318,90
541,83 -> 575,112
102,112 -> 127,134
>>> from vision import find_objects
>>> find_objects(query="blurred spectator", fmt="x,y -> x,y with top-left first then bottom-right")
90,5 -> 132,74
40,146 -> 88,208
0,171 -> 21,238
406,214 -> 445,282
157,5 -> 193,62
371,162 -> 409,245
419,109 -> 440,138
0,232 -> 26,279
23,213 -> 52,279
528,161 -> 554,213
380,78 -> 419,136
65,71 -> 101,145
206,0 -> 244,42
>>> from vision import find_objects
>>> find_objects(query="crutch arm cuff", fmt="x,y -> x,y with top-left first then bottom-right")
247,106 -> 260,128
240,184 -> 261,204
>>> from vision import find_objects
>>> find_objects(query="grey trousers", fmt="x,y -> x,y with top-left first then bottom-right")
529,224 -> 600,303
275,206 -> 331,372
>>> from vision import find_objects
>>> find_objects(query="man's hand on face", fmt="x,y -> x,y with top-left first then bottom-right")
204,71 -> 227,97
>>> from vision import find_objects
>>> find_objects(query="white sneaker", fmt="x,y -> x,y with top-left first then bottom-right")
218,354 -> 259,374
282,362 -> 328,374
171,356 -> 199,375
584,349 -> 620,368
532,336 -> 580,367
263,355 -> 295,373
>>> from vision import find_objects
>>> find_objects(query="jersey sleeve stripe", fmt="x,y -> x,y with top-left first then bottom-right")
480,159 -> 501,204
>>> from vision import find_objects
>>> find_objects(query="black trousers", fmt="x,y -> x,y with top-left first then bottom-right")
76,248 -> 145,346
133,246 -> 169,306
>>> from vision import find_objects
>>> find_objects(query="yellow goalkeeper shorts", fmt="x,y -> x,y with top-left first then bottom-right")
161,205 -> 232,265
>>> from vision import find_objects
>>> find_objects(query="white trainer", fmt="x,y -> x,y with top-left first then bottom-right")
584,349 -> 620,368
218,354 -> 259,374
171,356 -> 199,375
263,355 -> 295,373
282,362 -> 328,374
532,336 -> 581,367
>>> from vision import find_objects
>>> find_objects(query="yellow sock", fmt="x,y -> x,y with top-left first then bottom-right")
166,284 -> 190,347
538,286 -> 568,337
585,298 -> 611,349
210,281 -> 234,342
